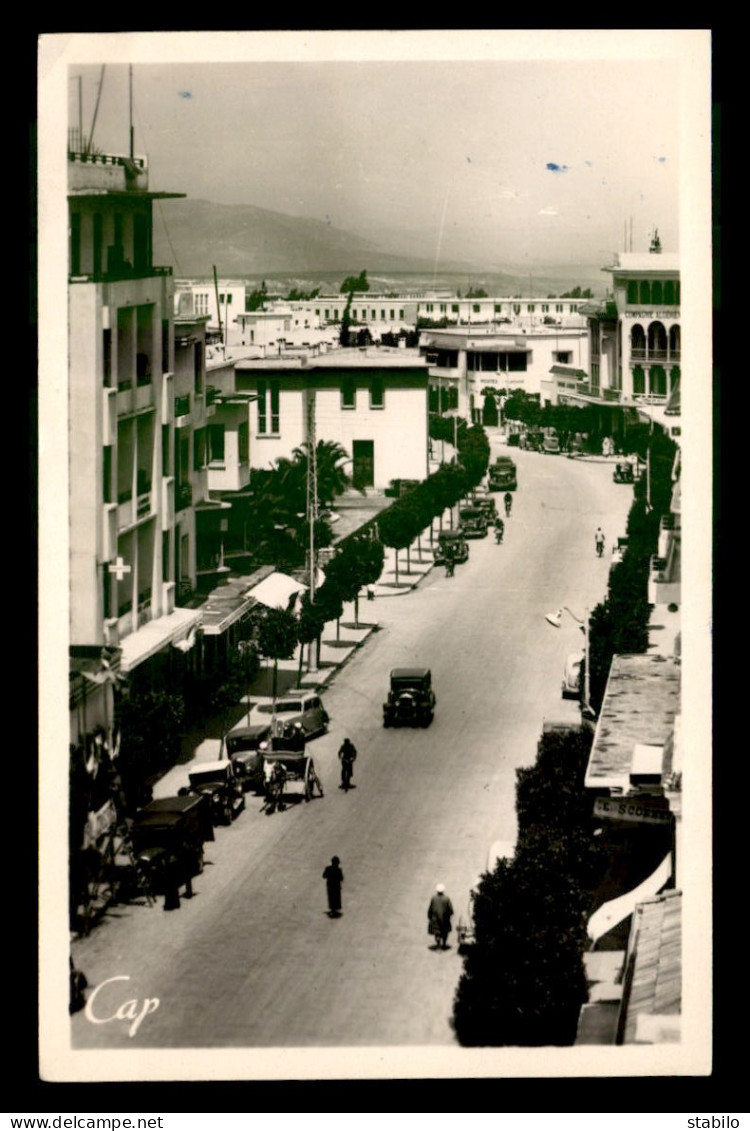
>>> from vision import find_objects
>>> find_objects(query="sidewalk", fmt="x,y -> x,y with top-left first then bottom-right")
153,527 -> 438,798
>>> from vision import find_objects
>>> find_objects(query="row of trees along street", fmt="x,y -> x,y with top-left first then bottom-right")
378,417 -> 491,584
451,426 -> 679,1046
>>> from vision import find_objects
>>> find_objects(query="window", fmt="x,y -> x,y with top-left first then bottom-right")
513,304 -> 521,315
162,425 -> 172,477
193,428 -> 205,471
93,214 -> 103,277
270,383 -> 280,433
162,531 -> 171,583
103,446 -> 112,504
195,293 -> 209,316
238,420 -> 249,463
554,351 -> 572,364
161,319 -> 170,374
627,281 -> 639,304
380,309 -> 386,320
473,304 -> 480,313
370,376 -> 384,408
451,305 -> 459,313
541,304 -> 549,313
103,328 -> 112,387
639,281 -> 651,304
371,310 -> 376,320
257,380 -> 267,433
342,375 -> 356,409
208,424 -> 225,462
70,212 -> 81,275
390,309 -> 395,320
527,305 -> 535,313
556,304 -> 564,313
651,281 -> 663,305
663,281 -> 675,305
194,342 -> 204,394
399,309 -> 405,319
632,365 -> 646,394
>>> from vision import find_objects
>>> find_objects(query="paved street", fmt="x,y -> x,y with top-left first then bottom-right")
70,440 -> 631,1050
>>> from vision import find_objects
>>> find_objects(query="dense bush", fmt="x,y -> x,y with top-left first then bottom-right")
453,725 -> 600,1046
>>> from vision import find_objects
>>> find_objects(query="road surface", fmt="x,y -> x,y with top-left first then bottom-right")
70,443 -> 631,1050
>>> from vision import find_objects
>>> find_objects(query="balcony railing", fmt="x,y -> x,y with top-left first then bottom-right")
136,491 -> 151,518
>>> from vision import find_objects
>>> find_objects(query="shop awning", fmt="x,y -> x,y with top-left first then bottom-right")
199,570 -> 274,635
247,570 -> 308,611
119,607 -> 204,673
587,852 -> 672,944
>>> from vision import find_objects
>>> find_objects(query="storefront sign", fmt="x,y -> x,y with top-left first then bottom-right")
594,796 -> 672,824
624,310 -> 680,320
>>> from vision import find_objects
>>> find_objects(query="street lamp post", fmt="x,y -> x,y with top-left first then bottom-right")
545,605 -> 594,719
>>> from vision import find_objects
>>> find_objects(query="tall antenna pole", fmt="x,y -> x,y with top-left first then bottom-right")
87,64 -> 106,155
213,266 -> 225,349
306,389 -> 318,602
78,76 -> 83,152
129,64 -> 134,160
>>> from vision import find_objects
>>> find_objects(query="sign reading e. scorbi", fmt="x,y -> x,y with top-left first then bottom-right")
594,797 -> 672,824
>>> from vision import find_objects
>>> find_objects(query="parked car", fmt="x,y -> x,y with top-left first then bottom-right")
186,760 -> 246,825
561,650 -> 585,700
519,430 -> 544,452
458,506 -> 489,538
128,794 -> 211,896
253,691 -> 329,739
225,724 -> 273,792
473,495 -> 498,522
543,433 -> 560,454
383,667 -> 436,727
434,530 -> 469,565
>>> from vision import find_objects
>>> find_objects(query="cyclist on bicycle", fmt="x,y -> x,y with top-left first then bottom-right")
338,738 -> 357,790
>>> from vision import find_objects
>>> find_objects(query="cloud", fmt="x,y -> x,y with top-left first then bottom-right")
539,207 -> 559,216
546,162 -> 569,174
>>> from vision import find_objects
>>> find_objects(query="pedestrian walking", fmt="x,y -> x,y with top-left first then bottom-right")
323,855 -> 344,917
427,883 -> 454,950
595,527 -> 606,557
338,737 -> 357,790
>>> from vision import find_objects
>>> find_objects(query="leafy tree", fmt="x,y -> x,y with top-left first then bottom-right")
292,439 -> 354,507
482,393 -> 499,427
314,578 -> 345,642
245,281 -> 268,311
466,286 -> 488,298
453,726 -> 598,1047
296,591 -> 327,679
340,291 -> 354,346
257,607 -> 298,706
378,502 -> 420,586
340,270 -> 369,294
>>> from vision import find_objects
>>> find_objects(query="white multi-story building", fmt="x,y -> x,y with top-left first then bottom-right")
419,324 -> 589,420
67,148 -> 204,689
231,348 -> 431,490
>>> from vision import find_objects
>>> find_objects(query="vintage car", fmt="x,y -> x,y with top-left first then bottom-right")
458,506 -> 489,538
186,760 -> 246,826
225,724 -> 273,792
561,650 -> 585,700
613,461 -> 635,484
128,794 -> 211,897
488,456 -> 517,491
473,495 -> 498,523
383,667 -> 436,728
542,433 -> 561,454
456,839 -> 516,952
261,751 -> 323,806
252,691 -> 329,739
433,530 -> 469,566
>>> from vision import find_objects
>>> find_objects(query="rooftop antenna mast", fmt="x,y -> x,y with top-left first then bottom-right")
129,64 -> 134,160
87,64 -> 106,155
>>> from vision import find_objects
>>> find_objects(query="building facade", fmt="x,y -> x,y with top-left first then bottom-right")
419,325 -> 590,419
232,349 -> 430,490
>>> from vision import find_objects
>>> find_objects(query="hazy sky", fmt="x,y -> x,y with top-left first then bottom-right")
50,31 -> 708,267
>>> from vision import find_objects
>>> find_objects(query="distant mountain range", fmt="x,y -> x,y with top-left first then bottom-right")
152,198 -> 477,277
152,197 -> 608,296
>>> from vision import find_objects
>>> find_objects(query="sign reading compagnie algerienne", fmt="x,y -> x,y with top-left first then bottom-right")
594,797 -> 672,824
624,310 -> 680,319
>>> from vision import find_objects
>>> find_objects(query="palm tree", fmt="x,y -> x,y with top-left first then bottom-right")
292,439 -> 355,507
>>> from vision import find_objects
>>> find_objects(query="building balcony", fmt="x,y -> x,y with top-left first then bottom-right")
174,394 -> 192,423
137,589 -> 153,625
175,483 -> 193,511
